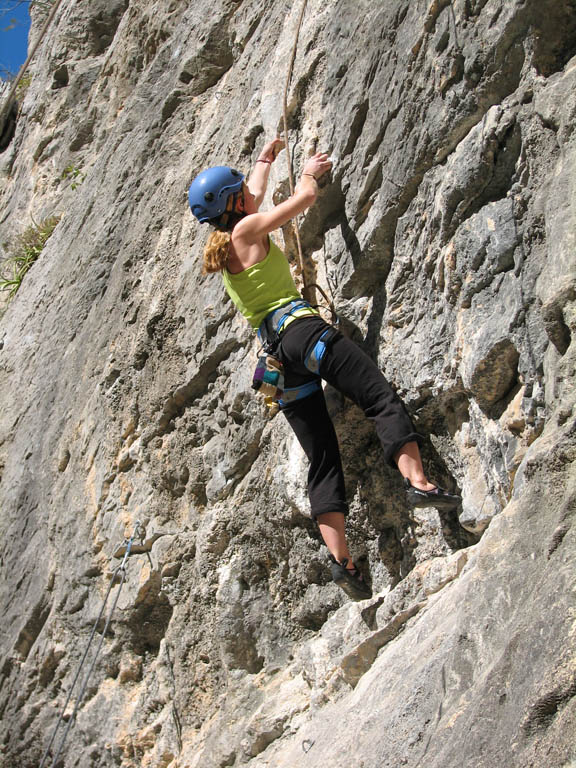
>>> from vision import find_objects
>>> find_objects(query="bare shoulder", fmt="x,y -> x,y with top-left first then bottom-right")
229,225 -> 268,272
233,212 -> 267,243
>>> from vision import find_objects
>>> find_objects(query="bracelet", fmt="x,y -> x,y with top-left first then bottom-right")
257,158 -> 272,164
302,173 -> 317,180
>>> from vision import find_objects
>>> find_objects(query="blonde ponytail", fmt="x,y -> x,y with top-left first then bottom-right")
203,230 -> 231,274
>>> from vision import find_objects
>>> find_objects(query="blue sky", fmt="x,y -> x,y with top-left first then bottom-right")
0,1 -> 31,80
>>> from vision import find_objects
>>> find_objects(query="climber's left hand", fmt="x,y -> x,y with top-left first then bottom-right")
258,138 -> 285,163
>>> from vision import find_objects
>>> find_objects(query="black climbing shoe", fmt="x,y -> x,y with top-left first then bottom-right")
330,556 -> 372,601
404,478 -> 461,509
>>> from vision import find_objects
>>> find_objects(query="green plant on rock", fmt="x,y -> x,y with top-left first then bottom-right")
61,165 -> 86,190
0,215 -> 60,299
15,73 -> 33,102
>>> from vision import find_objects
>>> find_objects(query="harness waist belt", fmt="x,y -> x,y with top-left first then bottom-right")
257,299 -> 318,346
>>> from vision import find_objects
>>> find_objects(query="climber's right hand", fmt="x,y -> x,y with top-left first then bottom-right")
302,152 -> 332,180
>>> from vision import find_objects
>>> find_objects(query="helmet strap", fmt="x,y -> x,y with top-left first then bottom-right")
215,192 -> 243,232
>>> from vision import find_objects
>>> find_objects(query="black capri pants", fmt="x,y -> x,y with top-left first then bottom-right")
277,316 -> 422,520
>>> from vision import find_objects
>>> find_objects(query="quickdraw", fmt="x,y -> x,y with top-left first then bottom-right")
40,521 -> 147,768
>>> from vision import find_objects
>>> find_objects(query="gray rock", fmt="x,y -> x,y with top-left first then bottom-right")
0,1 -> 575,767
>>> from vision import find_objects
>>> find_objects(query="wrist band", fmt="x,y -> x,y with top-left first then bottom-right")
302,173 -> 317,179
257,159 -> 272,164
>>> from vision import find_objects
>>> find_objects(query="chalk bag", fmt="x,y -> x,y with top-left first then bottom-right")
252,355 -> 285,401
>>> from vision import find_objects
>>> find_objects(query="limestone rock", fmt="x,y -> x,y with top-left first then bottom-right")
0,1 -> 575,767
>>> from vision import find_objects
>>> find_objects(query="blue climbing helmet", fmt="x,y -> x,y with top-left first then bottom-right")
188,166 -> 245,223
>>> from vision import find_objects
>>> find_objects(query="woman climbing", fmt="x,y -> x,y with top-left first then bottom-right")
188,137 -> 460,601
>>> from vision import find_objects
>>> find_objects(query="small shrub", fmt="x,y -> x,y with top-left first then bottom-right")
62,165 -> 86,190
0,215 -> 60,298
16,73 -> 33,102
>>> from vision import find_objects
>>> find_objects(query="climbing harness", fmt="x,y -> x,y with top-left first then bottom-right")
279,379 -> 321,406
281,0 -> 338,324
278,324 -> 340,405
303,327 -> 335,374
39,521 -> 147,768
257,298 -> 318,349
251,298 -> 317,409
251,299 -> 341,409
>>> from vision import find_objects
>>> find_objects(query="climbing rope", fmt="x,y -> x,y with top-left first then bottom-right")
39,520 -> 146,768
282,0 -> 337,322
282,0 -> 309,270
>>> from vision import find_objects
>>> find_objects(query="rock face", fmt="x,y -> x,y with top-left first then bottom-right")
0,1 -> 575,766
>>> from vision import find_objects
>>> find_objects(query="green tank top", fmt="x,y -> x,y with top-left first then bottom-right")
222,238 -> 301,329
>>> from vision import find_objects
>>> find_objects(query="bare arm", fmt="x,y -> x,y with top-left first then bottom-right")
236,152 -> 332,244
247,138 -> 285,207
